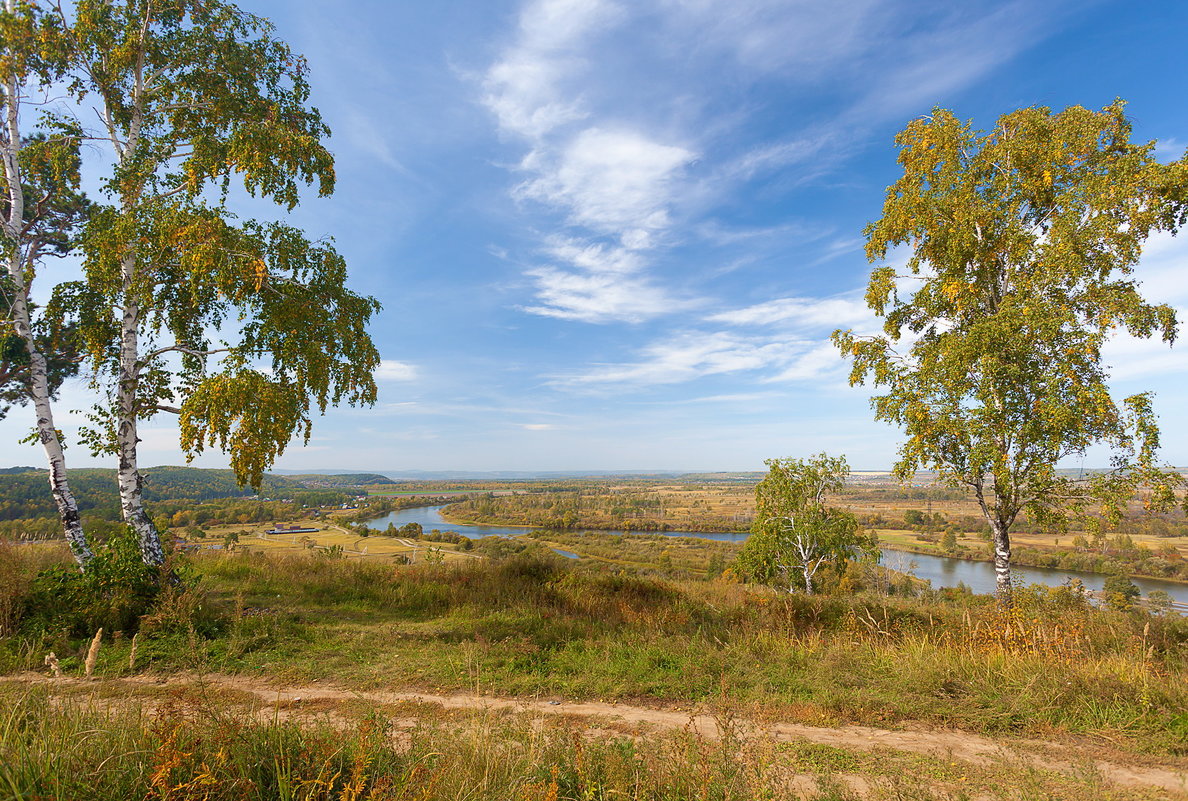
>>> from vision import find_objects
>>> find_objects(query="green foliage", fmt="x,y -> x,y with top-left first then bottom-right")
0,465 -> 328,521
0,299 -> 82,420
737,454 -> 875,594
1102,573 -> 1140,610
43,0 -> 381,493
21,526 -> 162,635
834,100 -> 1188,590
1,3 -> 90,420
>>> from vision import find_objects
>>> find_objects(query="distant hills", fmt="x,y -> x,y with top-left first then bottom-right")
0,466 -> 367,521
270,469 -> 756,480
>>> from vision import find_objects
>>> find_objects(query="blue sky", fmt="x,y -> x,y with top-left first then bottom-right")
4,0 -> 1187,473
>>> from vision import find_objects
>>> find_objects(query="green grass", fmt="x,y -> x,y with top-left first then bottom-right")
0,682 -> 1175,801
5,548 -> 1186,755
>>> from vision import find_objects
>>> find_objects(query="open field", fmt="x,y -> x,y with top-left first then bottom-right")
177,516 -> 479,564
5,547 -> 1186,743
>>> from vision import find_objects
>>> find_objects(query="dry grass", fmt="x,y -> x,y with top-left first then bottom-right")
1,680 -> 1181,800
178,519 -> 476,563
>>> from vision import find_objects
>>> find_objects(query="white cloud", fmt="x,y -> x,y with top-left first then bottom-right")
1100,231 -> 1188,381
542,237 -> 644,275
521,423 -> 557,430
709,294 -> 870,328
552,331 -> 802,387
518,128 -> 695,241
374,360 -> 418,381
481,0 -> 1081,334
482,1 -> 700,323
765,340 -> 846,382
521,266 -> 693,323
482,0 -> 621,140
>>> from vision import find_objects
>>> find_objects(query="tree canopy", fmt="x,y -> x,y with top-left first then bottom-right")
833,101 -> 1188,596
737,453 -> 873,595
19,0 -> 382,566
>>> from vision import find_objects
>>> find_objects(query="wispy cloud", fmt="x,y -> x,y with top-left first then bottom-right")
521,266 -> 696,323
1154,137 -> 1185,163
482,0 -> 621,140
518,127 -> 695,244
374,360 -> 418,381
708,294 -> 869,328
520,235 -> 701,322
482,0 -> 699,323
715,1 -> 1077,184
551,331 -> 802,387
339,108 -> 409,173
765,341 -> 847,383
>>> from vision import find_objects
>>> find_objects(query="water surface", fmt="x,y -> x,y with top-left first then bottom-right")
364,505 -> 1188,604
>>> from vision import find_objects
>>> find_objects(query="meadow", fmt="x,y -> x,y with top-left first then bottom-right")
2,539 -> 1187,798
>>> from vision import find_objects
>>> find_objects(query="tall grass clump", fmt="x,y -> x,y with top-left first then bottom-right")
0,686 -> 803,800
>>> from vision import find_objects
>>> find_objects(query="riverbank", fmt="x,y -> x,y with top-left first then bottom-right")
873,530 -> 1188,589
364,505 -> 1188,603
441,504 -> 1188,588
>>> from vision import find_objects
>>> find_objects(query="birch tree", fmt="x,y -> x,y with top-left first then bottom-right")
1,0 -> 92,566
54,0 -> 379,566
737,453 -> 873,595
833,101 -> 1188,599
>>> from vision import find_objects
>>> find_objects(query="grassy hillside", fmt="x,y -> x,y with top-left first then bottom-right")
2,541 -> 1186,798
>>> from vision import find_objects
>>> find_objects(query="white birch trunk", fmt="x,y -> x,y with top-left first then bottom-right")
1,7 -> 92,567
8,277 -> 94,566
107,43 -> 165,568
115,259 -> 164,567
791,534 -> 817,595
990,518 -> 1012,600
973,481 -> 1013,601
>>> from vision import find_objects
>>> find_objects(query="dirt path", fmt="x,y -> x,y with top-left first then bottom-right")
10,672 -> 1185,796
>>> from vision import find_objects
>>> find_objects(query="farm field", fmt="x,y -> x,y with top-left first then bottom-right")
181,516 -> 478,564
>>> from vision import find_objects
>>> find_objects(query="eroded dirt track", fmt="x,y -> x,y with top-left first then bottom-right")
8,672 -> 1187,797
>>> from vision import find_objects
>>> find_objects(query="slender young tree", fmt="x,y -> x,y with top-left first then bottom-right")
1,0 -> 92,566
833,101 -> 1188,598
737,453 -> 873,595
56,0 -> 379,566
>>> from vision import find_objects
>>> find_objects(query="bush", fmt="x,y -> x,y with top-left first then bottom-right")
20,527 -> 166,636
1102,573 -> 1140,611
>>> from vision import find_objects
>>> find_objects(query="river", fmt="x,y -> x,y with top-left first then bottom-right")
364,505 -> 1188,604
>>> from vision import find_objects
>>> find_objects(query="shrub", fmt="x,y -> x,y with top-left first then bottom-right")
1102,573 -> 1140,611
21,527 -> 166,636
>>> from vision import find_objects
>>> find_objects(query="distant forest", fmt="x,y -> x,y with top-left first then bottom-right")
0,467 -> 370,521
